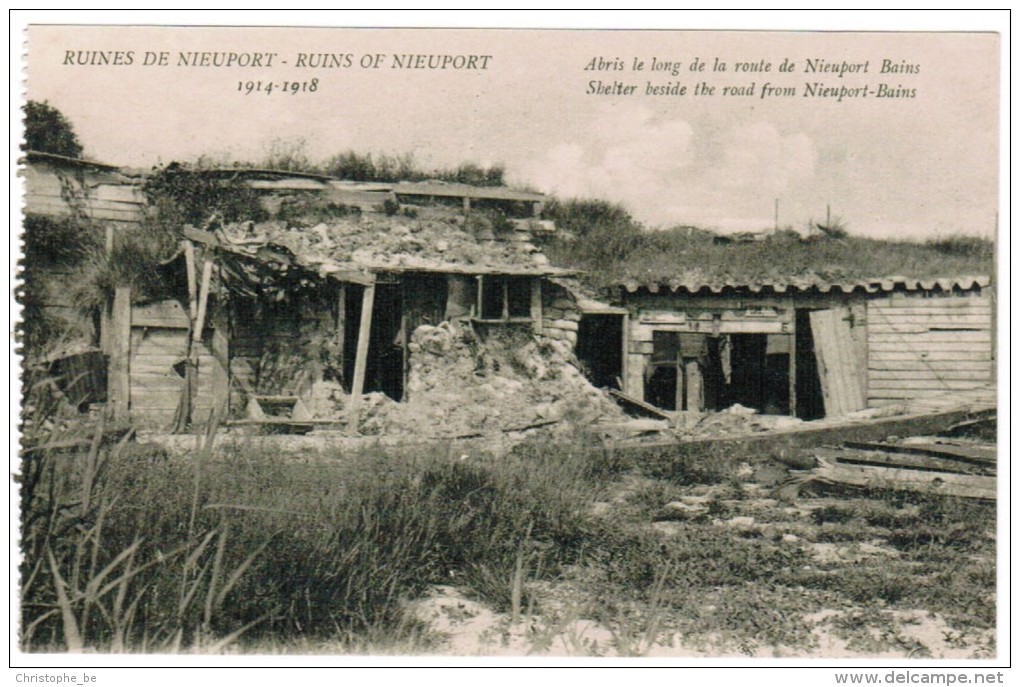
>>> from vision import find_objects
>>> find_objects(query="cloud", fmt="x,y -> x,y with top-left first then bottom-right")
513,108 -> 817,230
515,104 -> 696,222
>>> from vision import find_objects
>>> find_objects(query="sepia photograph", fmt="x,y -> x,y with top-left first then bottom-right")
11,13 -> 1007,674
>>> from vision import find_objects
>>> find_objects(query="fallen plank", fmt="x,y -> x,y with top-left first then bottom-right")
814,447 -> 993,477
608,389 -> 673,421
226,417 -> 343,425
595,419 -> 670,433
813,456 -> 996,500
611,406 -> 997,467
842,440 -> 997,466
454,419 -> 560,439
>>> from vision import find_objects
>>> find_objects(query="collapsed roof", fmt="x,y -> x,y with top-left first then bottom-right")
189,208 -> 575,284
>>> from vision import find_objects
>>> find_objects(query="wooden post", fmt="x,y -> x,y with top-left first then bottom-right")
191,258 -> 215,421
211,326 -> 230,419
108,287 -> 131,422
399,277 -> 408,401
174,257 -> 214,432
336,284 -> 347,383
462,196 -> 471,214
476,276 -> 483,319
685,359 -> 703,412
400,310 -> 409,402
183,240 -> 198,321
788,315 -> 798,418
619,313 -> 629,392
347,282 -> 376,432
674,352 -> 684,412
501,278 -> 509,320
193,259 -> 214,341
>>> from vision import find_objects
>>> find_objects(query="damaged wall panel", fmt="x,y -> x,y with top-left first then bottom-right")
866,288 -> 993,406
809,307 -> 868,417
620,292 -> 798,415
126,299 -> 222,428
228,287 -> 338,413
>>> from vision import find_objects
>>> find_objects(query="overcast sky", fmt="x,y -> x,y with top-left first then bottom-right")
25,25 -> 1000,239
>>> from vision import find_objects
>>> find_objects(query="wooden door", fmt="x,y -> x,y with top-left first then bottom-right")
810,307 -> 867,417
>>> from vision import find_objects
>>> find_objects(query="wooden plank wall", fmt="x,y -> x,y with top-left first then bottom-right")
128,325 -> 219,428
23,164 -> 146,224
866,289 -> 993,406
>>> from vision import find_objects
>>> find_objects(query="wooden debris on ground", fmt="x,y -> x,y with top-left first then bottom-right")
780,433 -> 997,501
607,389 -> 673,420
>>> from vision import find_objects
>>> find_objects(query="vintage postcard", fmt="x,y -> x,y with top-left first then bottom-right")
13,17 -> 1004,671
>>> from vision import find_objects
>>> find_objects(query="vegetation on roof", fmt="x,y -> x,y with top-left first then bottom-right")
538,198 -> 995,289
143,161 -> 270,227
227,138 -> 509,187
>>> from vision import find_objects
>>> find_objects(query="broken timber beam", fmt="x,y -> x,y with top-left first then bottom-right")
611,406 -> 998,466
346,281 -> 376,432
814,447 -> 993,477
608,389 -> 673,421
812,456 -> 996,500
108,286 -> 132,423
841,440 -> 996,466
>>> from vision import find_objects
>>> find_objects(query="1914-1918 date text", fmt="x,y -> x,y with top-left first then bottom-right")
238,79 -> 319,95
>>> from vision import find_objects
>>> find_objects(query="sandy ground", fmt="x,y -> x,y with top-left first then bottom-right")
408,585 -> 994,659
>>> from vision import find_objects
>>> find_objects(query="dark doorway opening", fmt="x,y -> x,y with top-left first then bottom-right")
367,284 -> 405,401
576,314 -> 624,390
646,332 -> 795,415
795,309 -> 826,420
342,283 -> 405,402
643,330 -> 710,411
714,334 -> 791,413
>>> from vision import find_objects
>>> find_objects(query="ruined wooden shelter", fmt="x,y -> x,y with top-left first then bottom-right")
22,156 -> 996,432
100,171 -> 603,430
609,276 -> 995,419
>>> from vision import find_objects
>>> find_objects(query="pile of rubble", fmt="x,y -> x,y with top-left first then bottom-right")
215,209 -> 553,277
343,321 -> 626,439
683,403 -> 804,438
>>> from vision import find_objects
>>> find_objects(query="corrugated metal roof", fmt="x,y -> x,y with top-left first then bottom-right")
619,275 -> 991,295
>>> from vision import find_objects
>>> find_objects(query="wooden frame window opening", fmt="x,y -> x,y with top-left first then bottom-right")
477,275 -> 534,322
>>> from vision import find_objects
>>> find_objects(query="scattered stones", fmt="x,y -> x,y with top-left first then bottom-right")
717,516 -> 756,529
341,320 -> 626,445
662,501 -> 709,519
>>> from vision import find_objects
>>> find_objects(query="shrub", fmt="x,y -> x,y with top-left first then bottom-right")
143,162 -> 269,227
23,101 -> 83,157
67,232 -> 172,311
